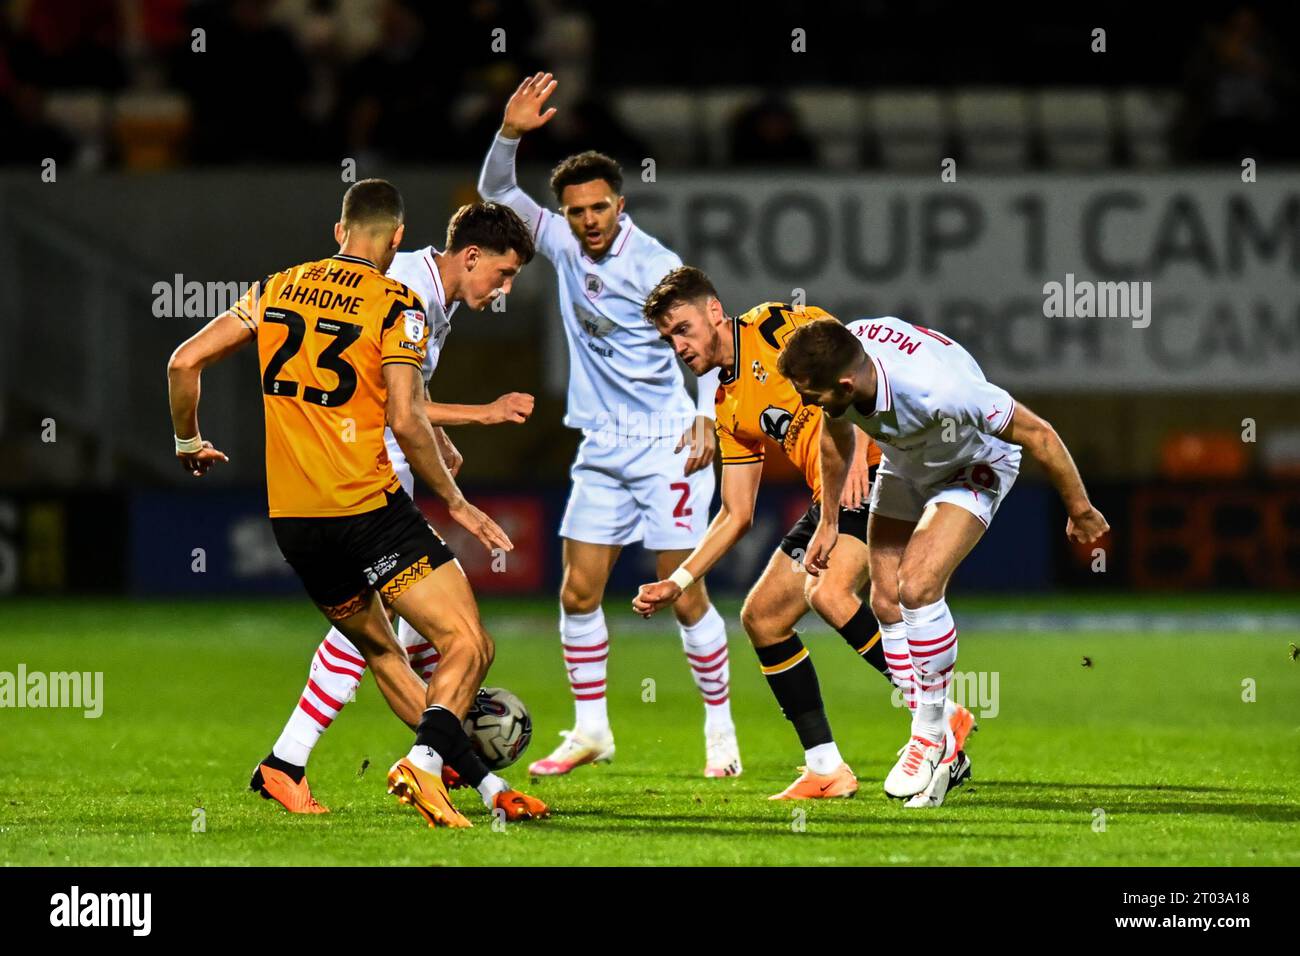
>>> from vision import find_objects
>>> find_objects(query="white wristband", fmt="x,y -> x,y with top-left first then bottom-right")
668,567 -> 695,591
175,434 -> 204,454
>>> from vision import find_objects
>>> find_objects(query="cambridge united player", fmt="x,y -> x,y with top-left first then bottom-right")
479,74 -> 739,777
251,202 -> 538,813
167,181 -> 548,827
779,316 -> 1109,807
633,268 -> 975,801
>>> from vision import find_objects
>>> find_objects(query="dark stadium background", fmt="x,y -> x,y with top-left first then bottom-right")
1,0 -> 1298,604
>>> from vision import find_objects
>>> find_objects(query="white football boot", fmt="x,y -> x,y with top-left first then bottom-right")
526,728 -> 615,776
704,726 -> 742,777
904,749 -> 972,808
884,731 -> 949,798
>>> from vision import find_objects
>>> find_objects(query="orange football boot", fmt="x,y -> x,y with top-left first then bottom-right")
493,788 -> 551,821
948,703 -> 978,753
250,762 -> 329,814
387,757 -> 472,828
768,762 -> 859,800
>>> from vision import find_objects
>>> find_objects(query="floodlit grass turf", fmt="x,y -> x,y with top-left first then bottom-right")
1,596 -> 1298,866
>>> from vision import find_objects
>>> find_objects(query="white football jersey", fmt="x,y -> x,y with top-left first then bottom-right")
837,316 -> 1018,483
383,246 -> 459,477
480,133 -> 712,440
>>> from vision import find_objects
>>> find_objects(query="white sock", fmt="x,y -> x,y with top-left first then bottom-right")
406,744 -> 442,776
271,628 -> 366,767
398,617 -> 440,681
561,607 -> 610,738
805,741 -> 844,775
902,598 -> 958,744
477,772 -> 508,808
879,620 -> 914,712
679,604 -> 734,733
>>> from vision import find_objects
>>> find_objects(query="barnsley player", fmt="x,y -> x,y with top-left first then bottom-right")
166,180 -> 548,827
632,268 -> 975,801
479,73 -> 738,777
779,316 -> 1109,807
251,202 -> 538,814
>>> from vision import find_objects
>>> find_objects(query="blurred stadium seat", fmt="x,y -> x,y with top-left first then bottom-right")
1037,89 -> 1114,169
869,90 -> 947,170
1159,431 -> 1249,480
788,89 -> 862,169
612,89 -> 700,166
1119,89 -> 1179,167
953,89 -> 1031,170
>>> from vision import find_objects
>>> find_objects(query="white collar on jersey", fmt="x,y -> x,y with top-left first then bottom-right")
580,212 -> 636,263
867,352 -> 893,414
420,247 -> 459,320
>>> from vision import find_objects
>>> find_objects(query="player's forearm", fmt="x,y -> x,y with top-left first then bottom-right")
677,507 -> 752,581
391,415 -> 465,508
1026,426 -> 1092,515
425,400 -> 493,427
166,356 -> 201,439
818,416 -> 856,520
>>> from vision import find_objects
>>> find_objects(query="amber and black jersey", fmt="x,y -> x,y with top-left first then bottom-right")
715,302 -> 881,501
229,253 -> 429,518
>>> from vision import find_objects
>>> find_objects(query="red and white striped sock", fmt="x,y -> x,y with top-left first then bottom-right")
902,597 -> 958,745
561,607 -> 610,738
272,628 -> 367,767
398,617 -> 441,682
679,604 -> 733,732
880,619 -> 915,711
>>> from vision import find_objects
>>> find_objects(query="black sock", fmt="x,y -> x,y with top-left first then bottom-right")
415,706 -> 490,788
836,603 -> 891,683
755,633 -> 833,749
261,752 -> 304,782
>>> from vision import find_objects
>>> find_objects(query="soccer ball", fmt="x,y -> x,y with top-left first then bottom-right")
463,686 -> 532,770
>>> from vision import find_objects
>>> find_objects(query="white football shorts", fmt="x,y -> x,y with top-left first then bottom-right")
560,430 -> 715,550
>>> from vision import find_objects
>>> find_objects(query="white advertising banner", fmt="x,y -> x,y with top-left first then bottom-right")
626,174 -> 1300,391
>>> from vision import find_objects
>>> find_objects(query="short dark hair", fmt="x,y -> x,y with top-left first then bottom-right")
776,319 -> 863,388
445,201 -> 535,264
550,150 -> 623,203
341,179 -> 403,230
643,266 -> 720,323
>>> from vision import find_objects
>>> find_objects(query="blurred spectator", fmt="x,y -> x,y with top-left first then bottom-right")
0,24 -> 76,166
1176,5 -> 1300,161
8,0 -> 128,90
179,0 -> 313,163
342,0 -> 447,166
727,93 -> 816,166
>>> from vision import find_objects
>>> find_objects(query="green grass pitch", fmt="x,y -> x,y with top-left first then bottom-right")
1,595 -> 1298,866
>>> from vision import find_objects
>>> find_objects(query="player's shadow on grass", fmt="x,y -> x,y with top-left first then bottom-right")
547,820 -> 1036,839
987,780 -> 1241,794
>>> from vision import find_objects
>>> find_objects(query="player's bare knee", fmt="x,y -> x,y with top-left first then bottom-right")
898,573 -> 943,610
806,575 -> 850,623
672,581 -> 710,626
560,577 -> 601,616
869,583 -> 901,624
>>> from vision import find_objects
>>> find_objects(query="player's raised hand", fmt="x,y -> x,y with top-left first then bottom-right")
449,498 -> 514,553
488,392 -> 535,424
803,520 -> 838,577
177,441 -> 229,478
501,72 -> 558,138
1066,506 -> 1109,544
677,416 -> 717,475
632,579 -> 682,618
